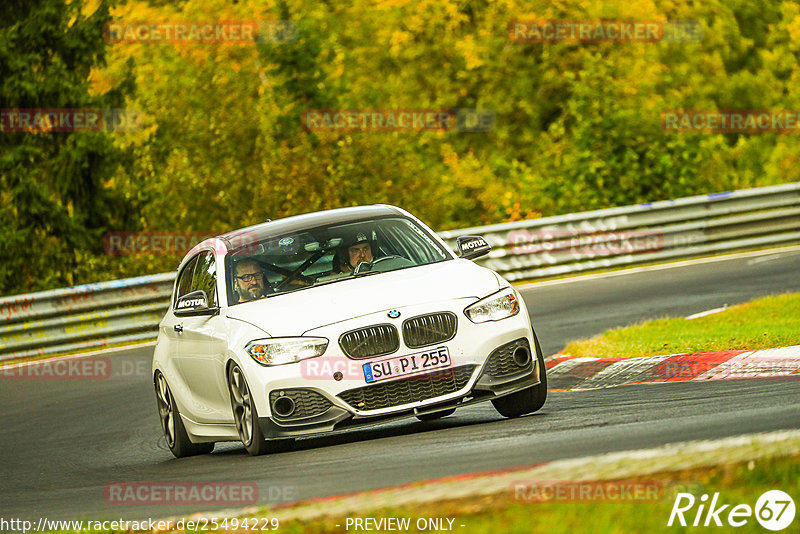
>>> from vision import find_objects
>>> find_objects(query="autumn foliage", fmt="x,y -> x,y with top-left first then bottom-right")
2,0 -> 800,294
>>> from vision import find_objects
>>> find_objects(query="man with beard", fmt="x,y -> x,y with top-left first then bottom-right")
233,258 -> 269,303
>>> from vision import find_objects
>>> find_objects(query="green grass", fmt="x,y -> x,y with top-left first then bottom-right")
562,292 -> 800,359
40,454 -> 800,534
271,455 -> 800,534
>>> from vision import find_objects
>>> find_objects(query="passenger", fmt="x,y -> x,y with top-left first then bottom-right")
333,231 -> 377,273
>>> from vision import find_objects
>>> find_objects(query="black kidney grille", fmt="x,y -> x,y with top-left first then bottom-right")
338,365 -> 476,411
402,312 -> 457,348
339,324 -> 399,359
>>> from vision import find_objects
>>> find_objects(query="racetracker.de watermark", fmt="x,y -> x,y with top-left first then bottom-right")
507,229 -> 664,256
0,357 -> 153,381
0,109 -> 141,133
0,358 -> 111,380
104,482 -> 260,506
301,109 -> 495,133
104,20 -> 297,44
0,517 -> 280,534
512,480 -> 665,502
509,19 -> 703,43
662,110 -> 800,133
659,359 -> 800,379
103,231 -> 259,255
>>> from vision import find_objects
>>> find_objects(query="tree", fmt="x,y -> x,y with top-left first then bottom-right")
0,0 -> 136,294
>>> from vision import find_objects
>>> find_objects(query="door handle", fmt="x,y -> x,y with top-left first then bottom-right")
173,324 -> 183,333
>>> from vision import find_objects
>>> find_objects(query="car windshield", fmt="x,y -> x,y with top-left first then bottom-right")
225,216 -> 450,305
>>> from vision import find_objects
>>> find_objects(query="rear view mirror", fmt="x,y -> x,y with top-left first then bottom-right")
174,290 -> 219,316
456,235 -> 491,260
304,237 -> 343,252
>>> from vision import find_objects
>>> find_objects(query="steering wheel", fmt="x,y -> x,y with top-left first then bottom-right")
372,255 -> 402,264
366,255 -> 411,272
352,255 -> 404,275
273,272 -> 315,292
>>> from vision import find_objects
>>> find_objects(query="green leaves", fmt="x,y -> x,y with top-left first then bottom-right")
0,0 -> 136,293
4,0 -> 800,293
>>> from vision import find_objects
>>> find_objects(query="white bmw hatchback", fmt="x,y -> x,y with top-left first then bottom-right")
152,205 -> 547,457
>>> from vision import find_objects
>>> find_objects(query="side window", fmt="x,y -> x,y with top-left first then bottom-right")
191,251 -> 218,307
174,255 -> 199,306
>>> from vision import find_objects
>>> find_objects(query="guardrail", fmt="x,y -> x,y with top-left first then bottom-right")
440,182 -> 800,280
2,182 -> 799,362
0,274 -> 173,361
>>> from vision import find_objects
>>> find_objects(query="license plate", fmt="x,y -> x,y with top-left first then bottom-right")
363,346 -> 451,383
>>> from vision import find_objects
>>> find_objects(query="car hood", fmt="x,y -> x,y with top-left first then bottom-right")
224,260 -> 503,337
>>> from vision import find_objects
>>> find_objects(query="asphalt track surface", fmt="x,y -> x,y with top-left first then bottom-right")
1,248 -> 799,522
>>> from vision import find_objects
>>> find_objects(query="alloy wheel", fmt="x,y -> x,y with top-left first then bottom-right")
155,373 -> 175,447
228,366 -> 254,446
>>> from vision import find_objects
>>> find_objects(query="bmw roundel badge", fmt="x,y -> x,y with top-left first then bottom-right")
387,310 -> 401,319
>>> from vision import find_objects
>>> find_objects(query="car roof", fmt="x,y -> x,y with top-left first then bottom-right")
216,204 -> 404,252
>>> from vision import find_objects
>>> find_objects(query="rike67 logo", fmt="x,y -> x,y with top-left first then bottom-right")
668,490 -> 796,531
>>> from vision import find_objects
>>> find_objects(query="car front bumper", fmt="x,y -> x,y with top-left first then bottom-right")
257,336 -> 542,439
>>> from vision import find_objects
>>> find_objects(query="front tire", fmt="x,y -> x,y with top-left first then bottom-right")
154,372 -> 214,458
227,363 -> 271,456
492,334 -> 548,418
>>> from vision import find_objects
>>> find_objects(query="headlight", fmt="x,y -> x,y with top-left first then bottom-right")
245,337 -> 328,366
464,287 -> 520,323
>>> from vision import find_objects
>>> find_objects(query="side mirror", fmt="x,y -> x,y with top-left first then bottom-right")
456,235 -> 491,260
174,290 -> 219,317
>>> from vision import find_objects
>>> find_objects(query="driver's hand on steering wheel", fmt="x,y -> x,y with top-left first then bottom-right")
279,274 -> 312,288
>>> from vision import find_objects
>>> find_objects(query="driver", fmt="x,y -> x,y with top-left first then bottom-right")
333,231 -> 377,273
233,259 -> 269,302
